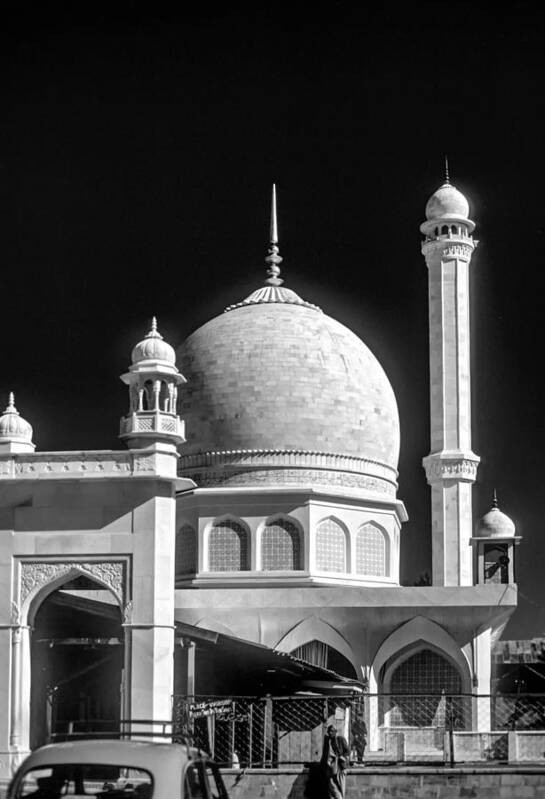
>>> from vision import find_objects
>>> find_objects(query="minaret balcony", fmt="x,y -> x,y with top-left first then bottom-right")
120,411 -> 185,442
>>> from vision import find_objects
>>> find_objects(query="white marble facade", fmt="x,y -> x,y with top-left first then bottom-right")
0,182 -> 519,776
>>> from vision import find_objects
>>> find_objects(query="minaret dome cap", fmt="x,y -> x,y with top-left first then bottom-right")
131,317 -> 176,365
0,393 -> 34,445
475,495 -> 516,538
425,182 -> 470,222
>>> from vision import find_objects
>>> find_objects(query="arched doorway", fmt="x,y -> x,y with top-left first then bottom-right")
30,574 -> 124,749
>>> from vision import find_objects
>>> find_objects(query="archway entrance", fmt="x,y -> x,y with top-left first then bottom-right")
30,574 -> 124,749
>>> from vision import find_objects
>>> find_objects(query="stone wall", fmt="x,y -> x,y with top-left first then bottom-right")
222,766 -> 545,798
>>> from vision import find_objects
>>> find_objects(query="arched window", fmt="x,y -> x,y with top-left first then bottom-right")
441,224 -> 449,235
356,523 -> 386,576
142,380 -> 154,410
208,519 -> 249,571
316,519 -> 346,572
261,519 -> 302,570
388,649 -> 464,728
177,524 -> 197,575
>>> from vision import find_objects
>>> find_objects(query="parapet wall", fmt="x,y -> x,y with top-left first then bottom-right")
222,766 -> 545,799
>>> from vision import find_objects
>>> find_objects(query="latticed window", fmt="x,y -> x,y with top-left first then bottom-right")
316,519 -> 346,572
388,649 -> 465,728
356,523 -> 386,576
261,519 -> 301,570
391,649 -> 462,694
208,520 -> 249,571
177,524 -> 197,574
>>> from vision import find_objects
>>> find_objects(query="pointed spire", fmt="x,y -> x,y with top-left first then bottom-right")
492,489 -> 499,509
444,155 -> 450,185
264,183 -> 283,286
270,183 -> 278,244
4,392 -> 19,415
145,316 -> 163,340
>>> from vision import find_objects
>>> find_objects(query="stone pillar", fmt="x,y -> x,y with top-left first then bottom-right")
471,628 -> 492,732
421,225 -> 480,586
129,488 -> 177,734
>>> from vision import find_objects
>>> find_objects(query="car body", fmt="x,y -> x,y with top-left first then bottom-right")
7,739 -> 229,799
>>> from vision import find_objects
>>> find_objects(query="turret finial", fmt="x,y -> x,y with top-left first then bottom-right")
145,316 -> 163,340
4,393 -> 19,415
265,183 -> 283,286
444,155 -> 450,185
492,489 -> 499,509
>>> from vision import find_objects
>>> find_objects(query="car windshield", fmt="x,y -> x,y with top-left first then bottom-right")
14,765 -> 153,799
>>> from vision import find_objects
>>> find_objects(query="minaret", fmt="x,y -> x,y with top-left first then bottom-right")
119,317 -> 186,448
421,169 -> 480,586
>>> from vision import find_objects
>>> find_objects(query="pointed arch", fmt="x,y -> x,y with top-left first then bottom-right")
315,516 -> 348,572
369,616 -> 472,694
259,514 -> 303,570
23,563 -> 124,627
205,515 -> 250,572
355,521 -> 388,576
176,523 -> 197,575
275,616 -> 358,676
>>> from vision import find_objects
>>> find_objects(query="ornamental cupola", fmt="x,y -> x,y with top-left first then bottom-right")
119,318 -> 186,449
0,393 -> 35,453
471,492 -> 521,585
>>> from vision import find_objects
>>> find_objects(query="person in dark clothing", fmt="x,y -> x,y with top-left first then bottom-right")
320,724 -> 350,799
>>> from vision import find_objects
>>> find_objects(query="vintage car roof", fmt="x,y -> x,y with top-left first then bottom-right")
16,740 -> 197,771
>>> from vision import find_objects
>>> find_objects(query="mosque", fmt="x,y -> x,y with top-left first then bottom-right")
0,179 -> 519,774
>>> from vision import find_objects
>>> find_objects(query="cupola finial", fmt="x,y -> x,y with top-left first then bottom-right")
145,316 -> 162,340
264,184 -> 283,286
6,392 -> 16,413
492,488 -> 499,509
444,155 -> 450,185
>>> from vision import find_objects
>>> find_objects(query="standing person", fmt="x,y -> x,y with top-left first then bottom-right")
321,724 -> 350,799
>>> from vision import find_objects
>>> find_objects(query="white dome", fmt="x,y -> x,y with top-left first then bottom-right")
0,394 -> 34,446
177,284 -> 400,493
475,499 -> 516,538
131,318 -> 176,365
425,182 -> 470,221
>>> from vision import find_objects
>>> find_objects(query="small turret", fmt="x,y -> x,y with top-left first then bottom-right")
0,393 -> 35,453
119,318 -> 186,449
471,492 -> 521,584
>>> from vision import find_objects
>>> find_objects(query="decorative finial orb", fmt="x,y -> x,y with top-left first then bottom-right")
475,493 -> 516,538
131,318 -> 176,365
0,393 -> 34,448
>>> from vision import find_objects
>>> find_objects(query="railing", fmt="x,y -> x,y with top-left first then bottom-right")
172,693 -> 545,766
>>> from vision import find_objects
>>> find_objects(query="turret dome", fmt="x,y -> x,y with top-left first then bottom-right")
475,496 -> 516,538
425,181 -> 470,222
131,317 -> 176,365
0,394 -> 35,452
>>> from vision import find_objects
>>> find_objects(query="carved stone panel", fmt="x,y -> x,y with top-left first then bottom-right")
19,560 -> 126,607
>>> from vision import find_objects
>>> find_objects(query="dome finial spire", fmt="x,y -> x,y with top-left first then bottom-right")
444,155 -> 450,185
264,183 -> 283,286
7,392 -> 16,412
492,488 -> 499,509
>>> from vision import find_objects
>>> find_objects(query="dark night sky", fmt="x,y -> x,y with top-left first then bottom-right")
1,5 -> 544,638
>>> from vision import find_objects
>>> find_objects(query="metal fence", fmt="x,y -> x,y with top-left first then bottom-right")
172,693 -> 545,766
